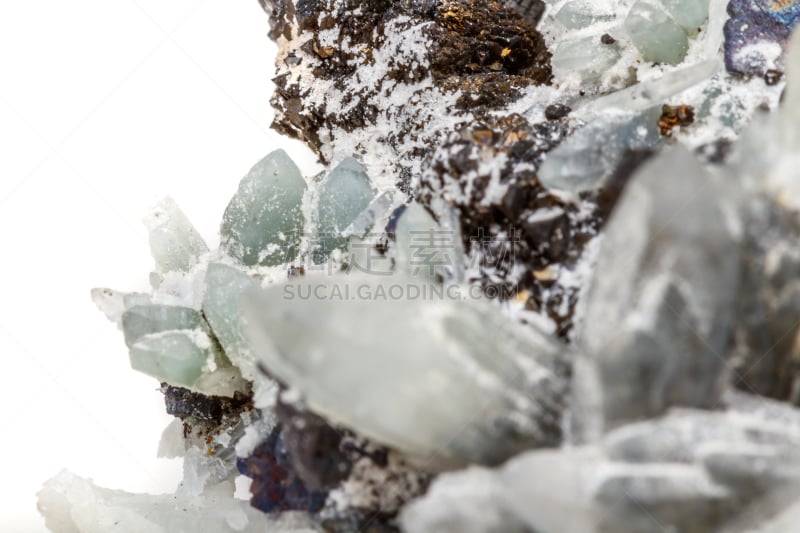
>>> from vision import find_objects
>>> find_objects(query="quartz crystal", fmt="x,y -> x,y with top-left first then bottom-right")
402,395 -> 800,533
316,157 -> 373,257
220,149 -> 306,266
242,275 -> 567,468
121,304 -> 205,347
201,263 -> 262,383
538,107 -> 662,192
576,145 -> 740,435
552,36 -> 620,79
625,1 -> 690,65
128,330 -> 212,388
143,196 -> 209,273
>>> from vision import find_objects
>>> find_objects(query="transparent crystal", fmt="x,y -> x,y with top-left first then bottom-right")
143,196 -> 208,273
220,149 -> 306,266
342,190 -> 394,238
316,157 -> 373,257
121,304 -> 204,347
538,107 -> 662,193
660,0 -> 709,32
576,145 -> 740,435
625,1 -> 689,65
552,36 -> 620,78
201,263 -> 261,382
242,275 -> 566,468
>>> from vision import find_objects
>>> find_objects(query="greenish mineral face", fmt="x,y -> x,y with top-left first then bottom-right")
121,304 -> 205,347
220,149 -> 306,267
201,262 -> 261,381
625,1 -> 690,65
128,330 -> 211,387
316,157 -> 374,259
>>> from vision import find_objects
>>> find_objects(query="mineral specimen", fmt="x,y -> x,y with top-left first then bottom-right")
42,1 -> 800,532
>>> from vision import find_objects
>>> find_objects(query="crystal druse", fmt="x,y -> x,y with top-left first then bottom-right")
39,1 -> 800,532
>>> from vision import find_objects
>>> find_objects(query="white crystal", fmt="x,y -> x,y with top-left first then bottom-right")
576,145 -> 740,436
143,196 -> 208,273
242,275 -> 566,469
37,471 -> 318,533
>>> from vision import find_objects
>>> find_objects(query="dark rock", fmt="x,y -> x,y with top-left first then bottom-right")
600,33 -> 616,45
544,103 -> 572,120
237,425 -> 329,513
765,68 -> 784,86
418,113 -> 599,336
161,384 -> 252,424
275,396 -> 352,490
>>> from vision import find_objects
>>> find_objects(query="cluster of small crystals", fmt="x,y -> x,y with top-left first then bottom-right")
38,0 -> 800,532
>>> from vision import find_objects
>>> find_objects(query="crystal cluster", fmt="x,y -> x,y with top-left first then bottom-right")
39,1 -> 800,532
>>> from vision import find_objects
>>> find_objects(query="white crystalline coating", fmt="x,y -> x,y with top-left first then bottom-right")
37,471 -> 320,533
624,1 -> 689,65
242,275 -> 566,469
143,196 -> 209,273
554,0 -> 616,29
220,149 -> 307,267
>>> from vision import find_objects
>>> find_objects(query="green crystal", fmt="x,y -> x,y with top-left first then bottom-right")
121,304 -> 205,348
316,157 -> 373,258
625,1 -> 689,65
201,263 -> 260,380
129,331 -> 210,387
660,0 -> 709,32
220,149 -> 306,266
143,197 -> 208,273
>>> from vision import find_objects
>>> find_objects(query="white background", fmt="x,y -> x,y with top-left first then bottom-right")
0,1 -> 319,530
